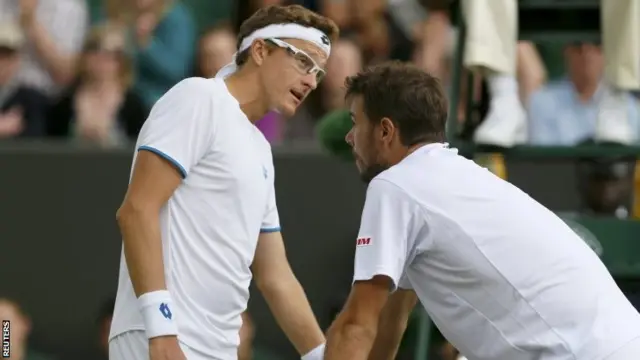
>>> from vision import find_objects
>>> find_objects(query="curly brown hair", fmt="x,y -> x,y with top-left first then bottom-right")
235,5 -> 339,66
345,61 -> 449,146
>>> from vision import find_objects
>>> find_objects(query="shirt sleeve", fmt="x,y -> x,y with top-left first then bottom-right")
398,273 -> 413,290
527,88 -> 560,145
136,5 -> 196,83
260,156 -> 281,233
627,96 -> 640,142
136,77 -> 215,178
353,178 -> 420,291
48,0 -> 88,54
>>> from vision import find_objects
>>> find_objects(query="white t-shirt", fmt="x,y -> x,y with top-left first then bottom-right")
109,77 -> 280,359
354,143 -> 640,360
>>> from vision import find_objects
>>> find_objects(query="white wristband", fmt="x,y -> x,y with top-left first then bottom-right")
138,290 -> 179,339
301,343 -> 325,360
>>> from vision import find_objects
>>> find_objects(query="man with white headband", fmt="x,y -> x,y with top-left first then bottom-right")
108,5 -> 338,360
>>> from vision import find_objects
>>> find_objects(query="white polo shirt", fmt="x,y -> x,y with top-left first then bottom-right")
354,143 -> 640,360
109,77 -> 280,359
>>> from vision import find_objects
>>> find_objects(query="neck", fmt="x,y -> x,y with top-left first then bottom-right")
572,78 -> 599,102
224,69 -> 269,123
392,141 -> 436,164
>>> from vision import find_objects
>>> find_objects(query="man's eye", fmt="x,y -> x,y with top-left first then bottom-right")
295,54 -> 313,68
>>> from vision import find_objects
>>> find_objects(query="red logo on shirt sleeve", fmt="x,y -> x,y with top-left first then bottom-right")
356,237 -> 371,246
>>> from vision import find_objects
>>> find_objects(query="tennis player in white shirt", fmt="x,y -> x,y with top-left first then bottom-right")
108,5 -> 338,360
324,62 -> 640,360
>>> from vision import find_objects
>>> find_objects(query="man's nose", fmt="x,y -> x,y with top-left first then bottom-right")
302,72 -> 318,90
345,128 -> 354,146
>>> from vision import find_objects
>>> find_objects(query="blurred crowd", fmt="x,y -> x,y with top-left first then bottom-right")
1,0 -> 638,147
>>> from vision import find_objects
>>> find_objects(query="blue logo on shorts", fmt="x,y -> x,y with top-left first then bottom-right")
159,303 -> 172,320
262,166 -> 268,179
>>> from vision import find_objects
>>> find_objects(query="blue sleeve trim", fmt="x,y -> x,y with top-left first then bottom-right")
138,145 -> 187,179
260,227 -> 281,233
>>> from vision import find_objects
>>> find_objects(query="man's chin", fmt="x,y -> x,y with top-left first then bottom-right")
359,164 -> 388,184
276,101 -> 299,117
359,172 -> 374,184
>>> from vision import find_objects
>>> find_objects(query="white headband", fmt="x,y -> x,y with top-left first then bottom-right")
215,23 -> 331,79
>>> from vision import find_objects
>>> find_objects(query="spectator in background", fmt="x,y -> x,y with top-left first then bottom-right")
0,0 -> 88,98
101,0 -> 196,109
418,0 -> 639,148
0,22 -> 48,139
96,297 -> 115,358
48,24 -> 147,147
322,39 -> 362,111
528,42 -> 640,146
577,149 -> 636,218
349,0 -> 415,65
195,24 -> 236,79
0,298 -> 55,360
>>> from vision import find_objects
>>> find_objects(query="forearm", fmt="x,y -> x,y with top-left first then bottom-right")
416,11 -> 450,76
260,276 -> 325,355
367,319 -> 408,360
24,21 -> 77,85
325,316 -> 377,360
516,41 -> 547,103
117,206 -> 166,296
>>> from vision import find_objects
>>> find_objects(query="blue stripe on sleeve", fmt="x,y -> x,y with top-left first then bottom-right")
138,145 -> 187,179
260,227 -> 281,233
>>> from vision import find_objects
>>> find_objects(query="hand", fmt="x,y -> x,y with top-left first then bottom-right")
149,336 -> 187,360
0,108 -> 24,137
74,94 -> 118,142
19,0 -> 38,28
76,115 -> 112,142
135,12 -> 158,46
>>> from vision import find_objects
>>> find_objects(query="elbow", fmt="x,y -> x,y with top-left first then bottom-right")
255,262 -> 302,300
115,203 -> 133,232
255,271 -> 296,297
116,200 -> 154,233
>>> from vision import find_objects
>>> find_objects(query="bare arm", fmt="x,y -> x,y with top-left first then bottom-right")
516,41 -> 547,104
252,231 -> 325,355
116,151 -> 182,296
414,10 -> 451,78
368,288 -> 418,360
23,21 -> 77,85
20,0 -> 87,86
325,276 -> 392,360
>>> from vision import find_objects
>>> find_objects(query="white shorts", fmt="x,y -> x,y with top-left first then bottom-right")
109,331 -> 224,360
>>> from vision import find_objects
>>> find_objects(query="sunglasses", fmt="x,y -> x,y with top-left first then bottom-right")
84,42 -> 124,55
0,46 -> 18,55
266,38 -> 326,83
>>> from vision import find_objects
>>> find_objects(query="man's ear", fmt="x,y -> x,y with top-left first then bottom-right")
250,39 -> 269,67
380,117 -> 395,141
